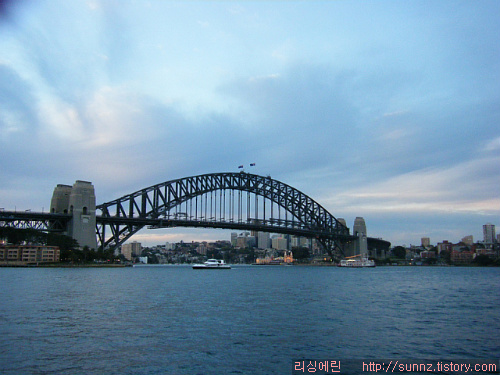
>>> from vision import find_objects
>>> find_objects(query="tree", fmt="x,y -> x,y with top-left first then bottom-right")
292,246 -> 310,260
473,254 -> 494,266
393,246 -> 406,259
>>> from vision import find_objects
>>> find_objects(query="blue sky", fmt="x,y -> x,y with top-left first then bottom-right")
1,0 -> 499,247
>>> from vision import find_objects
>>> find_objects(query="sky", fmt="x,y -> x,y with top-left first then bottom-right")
1,0 -> 499,247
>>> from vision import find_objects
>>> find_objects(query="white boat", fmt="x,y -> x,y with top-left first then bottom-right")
192,259 -> 231,269
338,255 -> 375,268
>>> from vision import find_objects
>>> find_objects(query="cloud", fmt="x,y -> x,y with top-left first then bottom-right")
324,155 -> 500,217
1,0 -> 499,246
484,137 -> 500,152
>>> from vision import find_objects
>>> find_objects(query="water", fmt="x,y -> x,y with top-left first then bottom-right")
0,265 -> 499,374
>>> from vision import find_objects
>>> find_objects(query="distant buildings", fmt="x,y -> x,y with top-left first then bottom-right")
461,235 -> 474,246
121,241 -> 142,261
437,241 -> 453,254
389,222 -> 499,265
255,250 -> 293,264
421,237 -> 430,248
257,231 -> 270,249
271,236 -> 288,251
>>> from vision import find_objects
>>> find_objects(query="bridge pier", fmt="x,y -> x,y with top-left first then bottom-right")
50,181 -> 97,250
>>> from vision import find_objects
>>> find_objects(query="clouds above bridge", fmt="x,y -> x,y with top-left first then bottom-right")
1,0 -> 499,245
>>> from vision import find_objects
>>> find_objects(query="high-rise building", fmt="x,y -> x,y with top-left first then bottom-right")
421,237 -> 430,247
483,223 -> 496,244
272,236 -> 288,251
257,231 -> 270,249
121,241 -> 142,260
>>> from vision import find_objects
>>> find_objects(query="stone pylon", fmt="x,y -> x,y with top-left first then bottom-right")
50,181 -> 97,250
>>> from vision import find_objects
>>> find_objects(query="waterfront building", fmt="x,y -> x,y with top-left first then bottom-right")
451,249 -> 474,264
255,250 -> 294,264
0,245 -> 60,264
421,237 -> 430,248
420,250 -> 436,259
483,223 -> 496,244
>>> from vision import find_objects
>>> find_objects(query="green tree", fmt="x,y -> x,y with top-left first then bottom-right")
292,247 -> 310,260
473,254 -> 494,266
392,246 -> 406,259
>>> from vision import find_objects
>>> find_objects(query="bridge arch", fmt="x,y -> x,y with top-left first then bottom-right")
96,172 -> 352,256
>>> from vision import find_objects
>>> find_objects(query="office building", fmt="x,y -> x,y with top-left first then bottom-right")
272,236 -> 288,251
257,231 -> 270,249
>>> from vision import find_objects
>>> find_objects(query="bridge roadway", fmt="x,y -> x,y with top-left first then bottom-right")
0,210 -> 356,237
0,211 -> 71,232
0,210 -> 355,247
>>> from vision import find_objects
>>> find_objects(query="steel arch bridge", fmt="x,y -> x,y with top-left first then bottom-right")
96,172 -> 354,256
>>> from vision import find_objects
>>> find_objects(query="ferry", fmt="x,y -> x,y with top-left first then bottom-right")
338,255 -> 375,268
192,259 -> 231,269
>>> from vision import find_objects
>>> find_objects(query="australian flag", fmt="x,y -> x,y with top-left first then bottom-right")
250,163 -> 256,166
238,165 -> 244,169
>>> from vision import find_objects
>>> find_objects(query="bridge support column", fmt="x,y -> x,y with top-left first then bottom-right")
50,181 -> 97,250
352,217 -> 368,256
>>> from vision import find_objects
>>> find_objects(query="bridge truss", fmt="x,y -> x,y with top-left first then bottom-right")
96,172 -> 353,257
0,211 -> 70,232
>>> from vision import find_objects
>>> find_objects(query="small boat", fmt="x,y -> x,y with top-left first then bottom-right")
192,259 -> 231,269
338,255 -> 375,268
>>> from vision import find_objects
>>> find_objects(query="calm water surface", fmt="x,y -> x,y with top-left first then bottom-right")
0,265 -> 499,374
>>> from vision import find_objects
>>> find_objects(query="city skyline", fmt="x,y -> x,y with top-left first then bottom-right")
128,221 -> 498,249
1,1 -> 499,247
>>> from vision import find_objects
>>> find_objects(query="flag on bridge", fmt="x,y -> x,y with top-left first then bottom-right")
238,165 -> 244,169
250,163 -> 256,166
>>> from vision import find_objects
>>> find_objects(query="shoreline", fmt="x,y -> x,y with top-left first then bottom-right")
0,262 -> 132,268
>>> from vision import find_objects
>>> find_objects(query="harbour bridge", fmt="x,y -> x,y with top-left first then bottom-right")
0,172 -> 390,259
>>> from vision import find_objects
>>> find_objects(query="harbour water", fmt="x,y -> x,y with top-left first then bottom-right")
0,265 -> 499,374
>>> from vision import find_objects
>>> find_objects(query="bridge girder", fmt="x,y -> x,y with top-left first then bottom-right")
0,211 -> 70,232
96,172 -> 352,256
